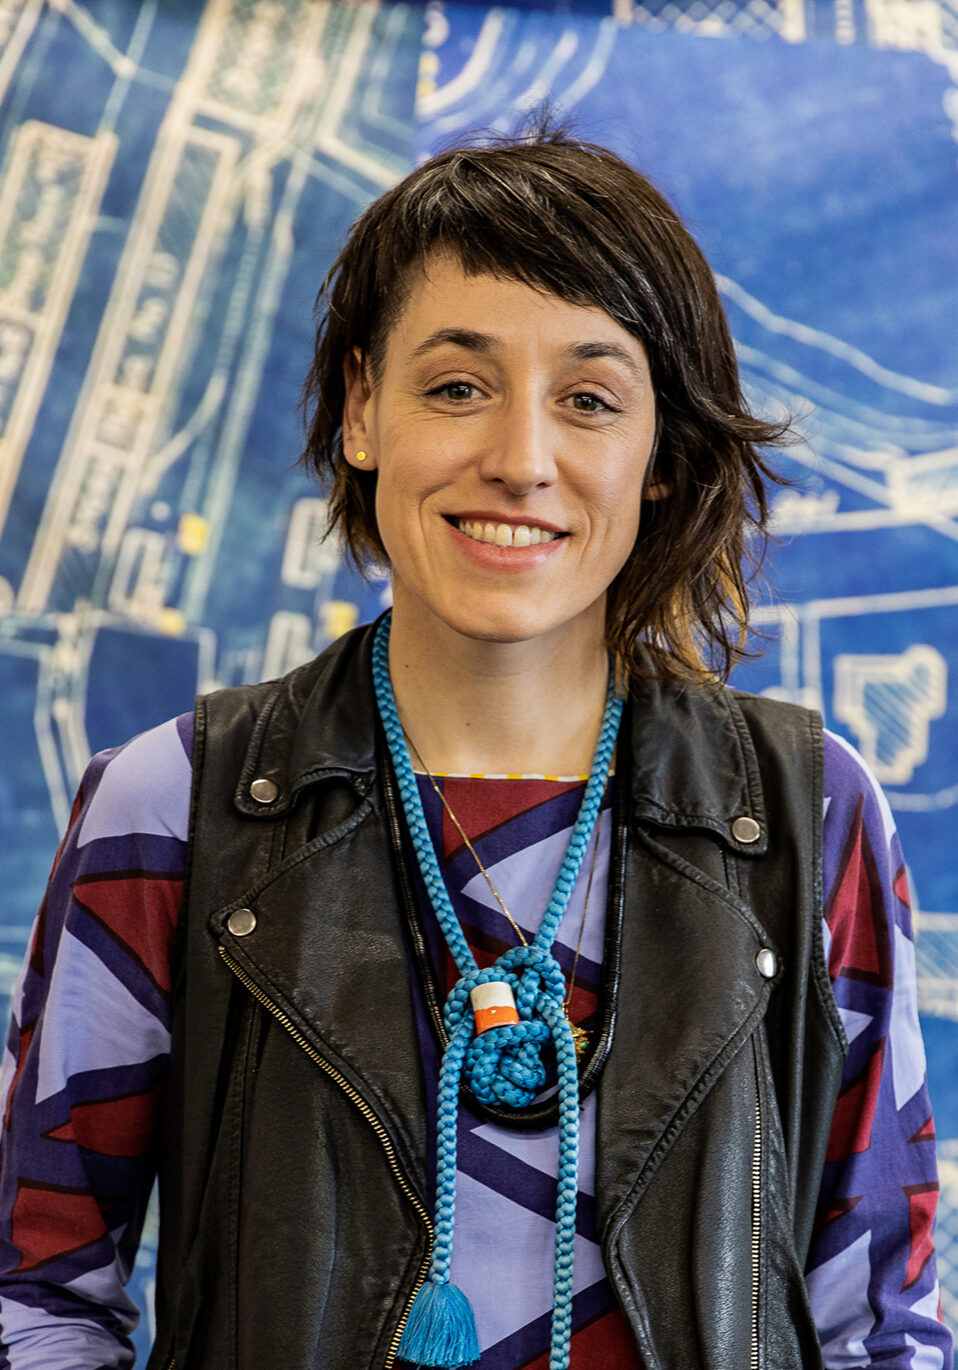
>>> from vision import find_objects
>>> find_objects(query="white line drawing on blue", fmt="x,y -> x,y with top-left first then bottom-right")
834,646 -> 947,785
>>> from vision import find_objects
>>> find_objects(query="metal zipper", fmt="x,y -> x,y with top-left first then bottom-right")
750,1048 -> 763,1370
217,945 -> 434,1369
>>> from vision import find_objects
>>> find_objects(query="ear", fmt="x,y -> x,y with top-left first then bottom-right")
342,347 -> 378,470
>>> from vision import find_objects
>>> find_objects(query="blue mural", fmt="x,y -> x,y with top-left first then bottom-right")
0,0 -> 956,1359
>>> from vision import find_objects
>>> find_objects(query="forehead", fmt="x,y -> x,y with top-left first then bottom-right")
382,254 -> 648,371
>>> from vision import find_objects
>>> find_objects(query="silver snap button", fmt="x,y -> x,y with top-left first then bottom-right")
732,815 -> 761,844
227,907 -> 257,937
756,948 -> 777,979
249,777 -> 279,804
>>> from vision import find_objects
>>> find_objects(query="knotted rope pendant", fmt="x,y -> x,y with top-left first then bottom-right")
372,614 -> 623,1370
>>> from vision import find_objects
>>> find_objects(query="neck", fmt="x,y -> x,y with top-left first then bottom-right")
386,602 -> 612,777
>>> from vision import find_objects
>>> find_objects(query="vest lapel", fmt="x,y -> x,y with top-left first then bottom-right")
209,792 -> 430,1202
595,825 -> 777,1238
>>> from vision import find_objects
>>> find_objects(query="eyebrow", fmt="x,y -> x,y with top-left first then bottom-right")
563,340 -> 644,379
410,328 -> 494,359
410,329 -> 645,379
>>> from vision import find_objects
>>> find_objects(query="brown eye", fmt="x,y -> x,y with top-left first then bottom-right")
571,393 -> 607,412
429,381 -> 477,401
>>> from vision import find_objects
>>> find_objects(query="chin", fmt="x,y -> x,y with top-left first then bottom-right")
437,597 -> 586,648
462,622 -> 542,646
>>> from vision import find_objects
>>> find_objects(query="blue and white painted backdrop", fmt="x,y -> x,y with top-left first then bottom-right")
0,0 -> 955,1360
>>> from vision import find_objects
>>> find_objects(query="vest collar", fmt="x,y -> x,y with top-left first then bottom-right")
625,669 -> 769,856
232,618 -> 768,857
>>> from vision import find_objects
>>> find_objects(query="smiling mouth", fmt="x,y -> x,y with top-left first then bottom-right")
451,518 -> 565,548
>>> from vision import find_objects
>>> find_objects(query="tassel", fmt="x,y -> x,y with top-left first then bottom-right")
397,1277 -> 480,1368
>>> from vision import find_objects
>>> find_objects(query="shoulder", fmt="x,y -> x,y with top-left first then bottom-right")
822,727 -> 897,852
725,700 -> 897,854
724,698 -> 892,830
728,687 -> 823,745
75,712 -> 194,849
725,688 -> 824,803
197,623 -> 374,735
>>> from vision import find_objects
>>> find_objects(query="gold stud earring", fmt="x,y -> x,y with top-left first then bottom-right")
355,450 -> 367,463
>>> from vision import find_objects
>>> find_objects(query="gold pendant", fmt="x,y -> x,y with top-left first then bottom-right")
569,1022 -> 589,1060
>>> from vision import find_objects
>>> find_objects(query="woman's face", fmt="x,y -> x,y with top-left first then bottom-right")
343,255 -> 660,657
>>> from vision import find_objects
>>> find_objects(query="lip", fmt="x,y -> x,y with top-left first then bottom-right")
445,512 -> 568,536
444,517 -> 566,572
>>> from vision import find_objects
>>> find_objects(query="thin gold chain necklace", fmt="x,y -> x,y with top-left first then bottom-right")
404,731 -> 604,1058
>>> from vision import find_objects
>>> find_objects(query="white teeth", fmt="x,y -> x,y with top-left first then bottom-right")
456,519 -> 557,547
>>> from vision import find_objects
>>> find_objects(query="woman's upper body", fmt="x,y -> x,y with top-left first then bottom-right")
0,628 -> 949,1368
0,123 -> 952,1367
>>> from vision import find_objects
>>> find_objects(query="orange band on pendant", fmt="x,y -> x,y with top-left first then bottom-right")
470,981 -> 520,1035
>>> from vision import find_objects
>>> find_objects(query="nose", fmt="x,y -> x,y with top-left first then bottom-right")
478,391 -> 558,494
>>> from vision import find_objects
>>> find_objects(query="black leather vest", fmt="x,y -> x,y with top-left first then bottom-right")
148,622 -> 846,1370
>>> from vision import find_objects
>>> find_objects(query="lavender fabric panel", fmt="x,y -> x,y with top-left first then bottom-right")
0,715 -> 193,1370
76,716 -> 192,850
806,730 -> 950,1367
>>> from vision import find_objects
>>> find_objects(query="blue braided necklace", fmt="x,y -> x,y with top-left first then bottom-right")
372,612 -> 623,1370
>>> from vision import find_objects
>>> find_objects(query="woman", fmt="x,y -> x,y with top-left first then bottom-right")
0,126 -> 950,1370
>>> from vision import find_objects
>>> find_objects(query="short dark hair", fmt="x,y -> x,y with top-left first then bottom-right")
300,122 -> 789,684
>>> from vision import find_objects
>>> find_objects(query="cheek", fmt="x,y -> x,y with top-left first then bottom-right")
601,512 -> 644,589
370,469 -> 403,559
371,455 -> 432,559
591,475 -> 645,547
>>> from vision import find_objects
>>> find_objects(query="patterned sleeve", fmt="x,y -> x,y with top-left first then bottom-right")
0,714 -> 193,1370
805,729 -> 953,1367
